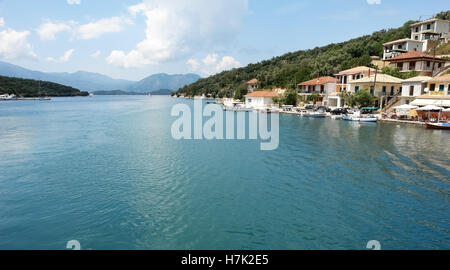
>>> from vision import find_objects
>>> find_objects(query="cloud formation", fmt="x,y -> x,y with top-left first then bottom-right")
67,0 -> 81,5
367,0 -> 381,5
187,54 -> 241,76
0,18 -> 4,27
76,17 -> 132,40
106,0 -> 248,68
37,21 -> 72,40
0,28 -> 37,60
46,49 -> 74,63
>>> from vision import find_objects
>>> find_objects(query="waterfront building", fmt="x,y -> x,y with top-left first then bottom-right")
298,76 -> 337,107
245,90 -> 280,109
349,73 -> 403,108
247,79 -> 259,92
385,51 -> 447,77
383,38 -> 425,60
400,76 -> 432,105
334,66 -> 376,93
411,74 -> 450,108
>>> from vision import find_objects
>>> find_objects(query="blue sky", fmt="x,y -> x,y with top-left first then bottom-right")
0,0 -> 448,81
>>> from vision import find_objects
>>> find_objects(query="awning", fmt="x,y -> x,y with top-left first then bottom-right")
410,99 -> 450,107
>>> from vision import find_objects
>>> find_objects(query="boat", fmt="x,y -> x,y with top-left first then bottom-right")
343,111 -> 377,122
301,111 -> 327,118
425,122 -> 450,130
223,102 -> 253,112
0,94 -> 16,100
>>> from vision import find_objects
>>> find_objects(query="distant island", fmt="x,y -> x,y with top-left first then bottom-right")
0,75 -> 89,97
93,89 -> 173,96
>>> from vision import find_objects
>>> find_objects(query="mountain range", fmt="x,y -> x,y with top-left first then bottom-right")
0,61 -> 200,93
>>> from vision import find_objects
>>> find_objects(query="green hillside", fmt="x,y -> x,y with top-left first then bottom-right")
177,10 -> 449,99
0,76 -> 89,97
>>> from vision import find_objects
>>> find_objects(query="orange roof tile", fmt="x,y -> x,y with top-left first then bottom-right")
298,76 -> 337,86
246,90 -> 280,98
247,78 -> 258,84
386,50 -> 443,62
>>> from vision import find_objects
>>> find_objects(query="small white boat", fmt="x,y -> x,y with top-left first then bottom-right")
302,111 -> 327,118
0,94 -> 16,100
223,102 -> 253,112
330,115 -> 343,120
343,111 -> 377,122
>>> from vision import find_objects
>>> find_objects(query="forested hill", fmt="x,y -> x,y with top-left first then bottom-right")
0,76 -> 89,97
177,10 -> 450,98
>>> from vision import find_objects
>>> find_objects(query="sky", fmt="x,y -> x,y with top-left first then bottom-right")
0,0 -> 448,81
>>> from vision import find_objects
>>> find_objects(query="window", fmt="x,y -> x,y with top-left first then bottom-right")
427,24 -> 431,30
448,84 -> 450,95
370,86 -> 374,95
382,86 -> 387,95
439,84 -> 445,92
415,27 -> 419,32
390,86 -> 395,96
409,86 -> 414,96
426,61 -> 431,67
430,84 -> 436,91
414,35 -> 419,40
409,62 -> 415,70
398,44 -> 403,49
397,63 -> 403,69
355,86 -> 360,92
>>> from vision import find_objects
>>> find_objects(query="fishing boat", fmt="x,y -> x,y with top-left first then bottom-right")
425,122 -> 450,130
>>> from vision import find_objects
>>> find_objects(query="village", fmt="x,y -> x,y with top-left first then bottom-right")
211,17 -> 450,129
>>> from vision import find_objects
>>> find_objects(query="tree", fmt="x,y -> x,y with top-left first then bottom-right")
351,90 -> 375,108
382,67 -> 418,79
339,90 -> 351,107
284,90 -> 298,106
307,92 -> 321,104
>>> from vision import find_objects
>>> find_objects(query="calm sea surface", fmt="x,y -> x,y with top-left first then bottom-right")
0,96 -> 449,250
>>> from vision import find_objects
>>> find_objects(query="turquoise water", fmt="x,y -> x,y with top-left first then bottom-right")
0,96 -> 449,250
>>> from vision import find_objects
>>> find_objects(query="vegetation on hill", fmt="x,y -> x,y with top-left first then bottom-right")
0,76 -> 89,97
177,19 -> 417,98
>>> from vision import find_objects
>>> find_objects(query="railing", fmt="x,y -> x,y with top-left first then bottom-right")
432,65 -> 450,77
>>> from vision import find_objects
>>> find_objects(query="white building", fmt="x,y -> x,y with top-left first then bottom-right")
385,50 -> 447,77
245,90 -> 280,109
298,76 -> 337,107
383,38 -> 424,60
400,76 -> 432,105
410,18 -> 450,51
334,66 -> 376,92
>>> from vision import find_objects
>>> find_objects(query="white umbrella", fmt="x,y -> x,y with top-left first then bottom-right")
393,104 -> 418,109
443,108 -> 450,112
417,105 -> 443,111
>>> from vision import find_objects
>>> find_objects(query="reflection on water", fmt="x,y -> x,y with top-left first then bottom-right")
0,96 -> 449,250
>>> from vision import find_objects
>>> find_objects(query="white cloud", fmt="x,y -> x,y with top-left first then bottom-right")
46,49 -> 74,63
367,0 -> 381,5
67,0 -> 81,5
91,50 -> 101,57
0,18 -> 4,27
107,0 -> 248,68
0,28 -> 37,60
187,54 -> 241,76
37,21 -> 71,40
76,16 -> 132,40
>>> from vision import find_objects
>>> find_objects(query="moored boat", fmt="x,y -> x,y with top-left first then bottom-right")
425,122 -> 450,130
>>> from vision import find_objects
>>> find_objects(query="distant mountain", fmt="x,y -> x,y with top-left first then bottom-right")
0,61 -> 200,93
0,61 -> 133,92
126,73 -> 200,93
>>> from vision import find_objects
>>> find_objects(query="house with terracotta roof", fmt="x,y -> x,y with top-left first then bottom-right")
334,66 -> 376,93
298,76 -> 337,94
246,79 -> 259,92
385,50 -> 447,76
382,38 -> 425,60
245,90 -> 280,109
410,18 -> 450,51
